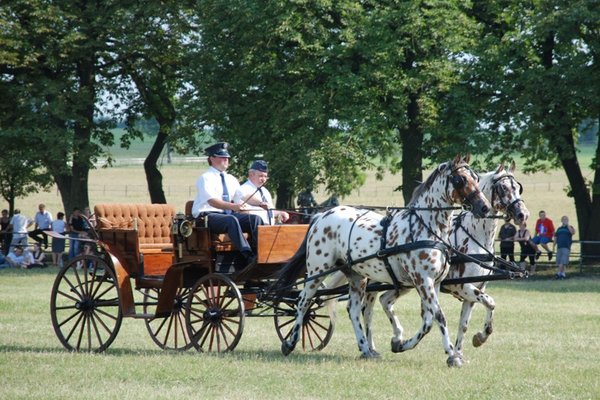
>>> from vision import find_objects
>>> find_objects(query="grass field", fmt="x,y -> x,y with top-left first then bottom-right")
1,268 -> 600,399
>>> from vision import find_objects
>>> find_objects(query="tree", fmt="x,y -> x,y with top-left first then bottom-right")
467,0 -> 600,255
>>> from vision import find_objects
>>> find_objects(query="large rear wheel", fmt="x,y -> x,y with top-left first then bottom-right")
50,255 -> 122,352
143,287 -> 194,351
185,273 -> 245,352
274,295 -> 335,352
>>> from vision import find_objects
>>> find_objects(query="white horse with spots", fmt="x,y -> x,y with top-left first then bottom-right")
273,155 -> 491,367
360,162 -> 529,363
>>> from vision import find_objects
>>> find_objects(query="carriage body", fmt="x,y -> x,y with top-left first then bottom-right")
49,202 -> 333,353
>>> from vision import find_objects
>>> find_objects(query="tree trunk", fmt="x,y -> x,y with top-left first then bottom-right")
144,129 -> 168,204
399,93 -> 424,204
275,181 -> 294,210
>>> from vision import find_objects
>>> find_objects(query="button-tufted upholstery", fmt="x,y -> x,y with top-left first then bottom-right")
95,204 -> 175,250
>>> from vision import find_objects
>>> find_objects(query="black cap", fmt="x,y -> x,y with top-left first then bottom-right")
205,142 -> 231,158
250,160 -> 268,172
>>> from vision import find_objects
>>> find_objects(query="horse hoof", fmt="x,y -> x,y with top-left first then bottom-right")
391,339 -> 405,353
472,332 -> 486,347
281,341 -> 295,356
360,351 -> 380,360
447,355 -> 464,368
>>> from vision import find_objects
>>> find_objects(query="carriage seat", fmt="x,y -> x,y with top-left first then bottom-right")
184,201 -> 247,252
95,203 -> 175,253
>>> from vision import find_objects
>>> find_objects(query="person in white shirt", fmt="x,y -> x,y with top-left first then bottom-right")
8,209 -> 32,250
191,142 -> 263,267
234,160 -> 289,225
29,203 -> 53,249
6,245 -> 34,269
51,211 -> 67,267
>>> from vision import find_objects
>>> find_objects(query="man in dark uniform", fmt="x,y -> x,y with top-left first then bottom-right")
191,142 -> 262,267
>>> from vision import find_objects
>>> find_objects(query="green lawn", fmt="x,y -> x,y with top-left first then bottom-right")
1,267 -> 600,399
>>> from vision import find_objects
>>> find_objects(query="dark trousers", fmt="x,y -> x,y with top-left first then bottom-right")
29,228 -> 51,248
201,212 -> 263,255
500,243 -> 515,262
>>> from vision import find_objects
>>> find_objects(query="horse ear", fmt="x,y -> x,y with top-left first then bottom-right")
463,154 -> 471,164
496,163 -> 504,173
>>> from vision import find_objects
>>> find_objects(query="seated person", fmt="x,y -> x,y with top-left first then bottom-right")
234,160 -> 289,225
6,245 -> 34,269
191,142 -> 263,267
531,210 -> 555,260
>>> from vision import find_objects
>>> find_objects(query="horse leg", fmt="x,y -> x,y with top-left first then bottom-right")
361,290 -> 379,356
392,279 -> 462,367
452,283 -> 496,356
379,289 -> 410,351
281,276 -> 325,356
345,272 -> 376,358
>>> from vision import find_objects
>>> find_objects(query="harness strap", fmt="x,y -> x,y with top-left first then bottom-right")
379,215 -> 401,289
450,253 -> 495,264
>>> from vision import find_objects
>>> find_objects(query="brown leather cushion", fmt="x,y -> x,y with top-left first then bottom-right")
94,204 -> 175,246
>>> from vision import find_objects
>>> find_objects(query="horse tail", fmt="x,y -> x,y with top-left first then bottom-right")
270,213 -> 323,301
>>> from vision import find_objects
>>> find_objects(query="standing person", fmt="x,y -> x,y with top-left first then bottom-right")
8,209 -> 32,251
553,216 -> 576,280
51,212 -> 67,267
28,203 -> 53,249
0,209 -> 10,255
531,210 -> 555,260
234,160 -> 290,225
498,218 -> 517,262
68,207 -> 86,260
514,221 -> 537,274
191,142 -> 263,267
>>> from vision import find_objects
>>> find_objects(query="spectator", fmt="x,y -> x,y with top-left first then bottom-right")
8,209 -> 32,251
29,242 -> 47,268
0,209 -> 10,255
0,252 -> 10,268
28,203 -> 53,249
6,245 -> 34,269
234,160 -> 289,225
68,207 -> 86,259
51,212 -> 66,267
498,218 -> 517,262
531,210 -> 555,260
191,142 -> 263,269
553,216 -> 576,280
514,221 -> 537,274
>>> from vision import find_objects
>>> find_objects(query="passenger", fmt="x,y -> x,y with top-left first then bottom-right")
234,160 -> 289,225
191,142 -> 263,267
28,203 -> 53,249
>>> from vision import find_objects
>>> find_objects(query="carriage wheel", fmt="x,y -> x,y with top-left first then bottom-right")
274,295 -> 335,352
185,273 -> 245,352
143,287 -> 195,351
50,255 -> 122,352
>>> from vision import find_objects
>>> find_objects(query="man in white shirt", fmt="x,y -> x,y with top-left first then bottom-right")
29,203 -> 53,249
191,142 -> 263,267
8,209 -> 32,250
234,160 -> 289,225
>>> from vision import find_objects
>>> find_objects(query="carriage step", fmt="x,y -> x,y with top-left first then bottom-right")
124,313 -> 155,319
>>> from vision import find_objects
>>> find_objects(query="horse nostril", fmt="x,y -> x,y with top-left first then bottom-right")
481,205 -> 490,215
517,212 -> 524,221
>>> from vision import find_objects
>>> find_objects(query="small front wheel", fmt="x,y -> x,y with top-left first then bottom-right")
185,273 -> 245,352
50,255 -> 122,352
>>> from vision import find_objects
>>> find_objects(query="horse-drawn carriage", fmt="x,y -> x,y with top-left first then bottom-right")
50,202 -> 334,353
50,156 -> 529,367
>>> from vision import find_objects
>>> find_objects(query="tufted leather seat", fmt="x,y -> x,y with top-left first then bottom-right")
95,204 -> 175,251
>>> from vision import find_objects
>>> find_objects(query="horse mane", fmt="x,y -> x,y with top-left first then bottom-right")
407,162 -> 447,206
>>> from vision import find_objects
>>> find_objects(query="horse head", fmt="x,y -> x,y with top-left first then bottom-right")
448,154 -> 490,218
487,161 -> 529,225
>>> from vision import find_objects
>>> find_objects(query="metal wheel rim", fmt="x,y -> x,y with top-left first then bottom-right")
50,255 -> 122,353
185,273 -> 245,352
143,287 -> 194,351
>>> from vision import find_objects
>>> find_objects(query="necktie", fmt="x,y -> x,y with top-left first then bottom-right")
220,172 -> 232,214
258,187 -> 273,225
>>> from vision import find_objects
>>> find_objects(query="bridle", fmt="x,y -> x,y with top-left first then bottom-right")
491,174 -> 524,220
448,163 -> 482,211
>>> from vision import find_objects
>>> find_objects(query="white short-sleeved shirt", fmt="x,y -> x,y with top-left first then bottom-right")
9,214 -> 31,239
234,180 -> 274,225
35,211 -> 53,229
192,166 -> 241,217
52,219 -> 66,234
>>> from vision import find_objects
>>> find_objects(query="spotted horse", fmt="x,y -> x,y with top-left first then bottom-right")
271,155 -> 491,367
367,162 -> 529,364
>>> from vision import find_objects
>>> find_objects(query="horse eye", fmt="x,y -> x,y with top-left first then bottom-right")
451,175 -> 466,188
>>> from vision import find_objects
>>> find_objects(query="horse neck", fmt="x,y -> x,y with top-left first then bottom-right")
407,183 -> 456,239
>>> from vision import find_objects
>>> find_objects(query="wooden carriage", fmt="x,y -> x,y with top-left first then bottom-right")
49,202 -> 333,353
